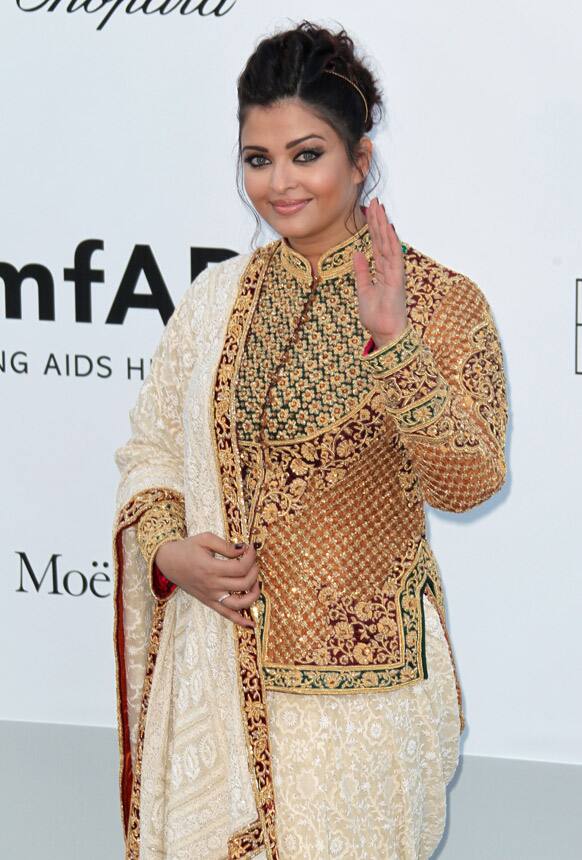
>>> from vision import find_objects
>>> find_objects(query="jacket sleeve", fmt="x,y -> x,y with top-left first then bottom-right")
361,277 -> 508,512
136,497 -> 185,601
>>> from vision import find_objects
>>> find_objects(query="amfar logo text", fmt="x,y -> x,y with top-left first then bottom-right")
16,0 -> 238,31
1,242 -> 236,325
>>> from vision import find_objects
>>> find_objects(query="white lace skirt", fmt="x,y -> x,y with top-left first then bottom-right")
265,594 -> 461,860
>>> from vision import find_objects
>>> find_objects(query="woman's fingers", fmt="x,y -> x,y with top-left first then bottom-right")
352,249 -> 372,291
214,563 -> 259,592
367,200 -> 393,287
375,200 -> 392,262
369,198 -> 405,288
208,546 -> 256,577
387,214 -> 400,254
212,582 -> 260,628
355,198 -> 401,299
215,604 -> 256,628
197,531 -> 248,558
367,198 -> 383,266
215,580 -> 260,610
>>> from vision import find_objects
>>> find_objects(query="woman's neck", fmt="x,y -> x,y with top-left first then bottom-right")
285,207 -> 367,275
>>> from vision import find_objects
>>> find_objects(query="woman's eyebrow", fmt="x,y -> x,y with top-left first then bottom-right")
241,134 -> 326,153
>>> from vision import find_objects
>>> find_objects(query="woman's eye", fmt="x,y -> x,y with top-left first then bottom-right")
243,149 -> 323,168
295,149 -> 322,163
244,154 -> 270,168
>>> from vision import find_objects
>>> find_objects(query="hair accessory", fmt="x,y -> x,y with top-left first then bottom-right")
322,69 -> 369,125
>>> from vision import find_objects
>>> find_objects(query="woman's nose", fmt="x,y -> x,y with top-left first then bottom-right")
269,161 -> 298,194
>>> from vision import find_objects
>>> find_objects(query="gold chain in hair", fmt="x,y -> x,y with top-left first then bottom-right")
322,69 -> 369,125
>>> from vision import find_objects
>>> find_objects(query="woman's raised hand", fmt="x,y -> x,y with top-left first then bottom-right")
154,533 -> 259,628
353,197 -> 408,349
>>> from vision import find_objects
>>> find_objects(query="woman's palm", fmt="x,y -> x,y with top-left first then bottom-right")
353,198 -> 408,348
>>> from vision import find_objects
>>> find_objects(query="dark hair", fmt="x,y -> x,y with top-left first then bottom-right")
236,21 -> 384,244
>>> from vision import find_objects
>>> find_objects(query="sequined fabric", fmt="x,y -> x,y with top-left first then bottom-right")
229,225 -> 507,703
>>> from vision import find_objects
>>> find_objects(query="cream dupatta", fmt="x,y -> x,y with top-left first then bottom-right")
112,252 -> 274,859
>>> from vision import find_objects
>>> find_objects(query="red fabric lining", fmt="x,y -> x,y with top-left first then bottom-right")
363,335 -> 376,356
114,529 -> 133,836
152,562 -> 177,600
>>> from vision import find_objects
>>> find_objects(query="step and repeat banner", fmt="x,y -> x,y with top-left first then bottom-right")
1,1 -> 580,765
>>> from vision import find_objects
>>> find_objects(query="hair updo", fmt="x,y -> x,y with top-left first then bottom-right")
236,21 -> 384,239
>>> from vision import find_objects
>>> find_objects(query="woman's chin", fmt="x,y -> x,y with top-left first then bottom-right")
269,215 -> 319,240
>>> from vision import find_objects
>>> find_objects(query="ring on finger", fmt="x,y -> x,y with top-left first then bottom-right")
217,592 -> 231,604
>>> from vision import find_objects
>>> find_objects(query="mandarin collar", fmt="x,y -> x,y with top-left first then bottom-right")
279,221 -> 373,285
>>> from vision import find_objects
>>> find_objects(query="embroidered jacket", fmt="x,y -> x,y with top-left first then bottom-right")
138,223 -> 508,706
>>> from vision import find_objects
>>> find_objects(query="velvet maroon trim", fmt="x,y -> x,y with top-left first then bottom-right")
114,530 -> 133,836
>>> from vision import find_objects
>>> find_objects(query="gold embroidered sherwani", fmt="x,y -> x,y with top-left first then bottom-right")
112,224 -> 508,859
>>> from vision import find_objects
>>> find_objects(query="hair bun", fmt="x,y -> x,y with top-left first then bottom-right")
238,21 -> 383,137
302,38 -> 338,84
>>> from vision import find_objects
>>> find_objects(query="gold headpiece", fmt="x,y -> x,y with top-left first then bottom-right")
322,69 -> 369,125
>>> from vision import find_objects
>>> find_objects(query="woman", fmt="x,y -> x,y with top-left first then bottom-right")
112,21 -> 508,860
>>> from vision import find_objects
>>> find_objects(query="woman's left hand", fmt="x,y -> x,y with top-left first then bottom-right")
353,197 -> 408,349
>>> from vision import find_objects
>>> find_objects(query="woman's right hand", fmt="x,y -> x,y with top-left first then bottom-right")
154,532 -> 259,629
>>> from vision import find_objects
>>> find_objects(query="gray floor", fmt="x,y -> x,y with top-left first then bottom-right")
0,720 -> 580,859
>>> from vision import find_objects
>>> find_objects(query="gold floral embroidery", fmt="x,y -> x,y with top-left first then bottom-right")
260,540 -> 444,694
233,613 -> 279,859
235,229 -> 378,446
360,321 -> 421,375
115,486 -> 185,533
360,272 -> 508,512
136,496 -> 186,602
125,600 -> 167,859
263,540 -> 444,693
278,220 -> 387,285
362,325 -> 452,431
227,819 -> 265,859
244,389 -> 389,549
461,316 -> 507,449
212,245 -> 281,860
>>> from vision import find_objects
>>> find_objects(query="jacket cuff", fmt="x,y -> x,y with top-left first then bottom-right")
360,322 -> 420,374
136,498 -> 186,602
361,322 -> 451,432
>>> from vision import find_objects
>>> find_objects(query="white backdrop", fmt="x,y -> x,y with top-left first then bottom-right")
1,0 -> 580,766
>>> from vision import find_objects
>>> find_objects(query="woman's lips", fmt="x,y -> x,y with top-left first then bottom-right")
271,198 -> 312,215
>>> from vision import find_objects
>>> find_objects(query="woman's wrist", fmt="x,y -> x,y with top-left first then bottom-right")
368,319 -> 410,351
154,539 -> 182,580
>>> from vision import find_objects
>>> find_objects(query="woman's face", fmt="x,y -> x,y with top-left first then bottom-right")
240,98 -> 370,246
